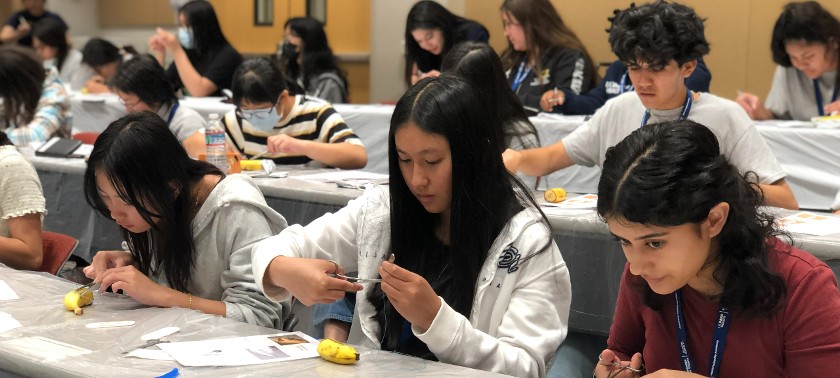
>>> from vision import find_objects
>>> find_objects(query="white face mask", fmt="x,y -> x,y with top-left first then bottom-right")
178,27 -> 194,49
242,103 -> 284,132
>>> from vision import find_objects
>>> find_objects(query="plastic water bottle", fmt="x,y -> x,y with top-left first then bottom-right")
205,113 -> 229,172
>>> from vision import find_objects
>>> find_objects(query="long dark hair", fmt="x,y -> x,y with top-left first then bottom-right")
231,58 -> 288,106
771,1 -> 840,96
0,45 -> 45,127
32,18 -> 69,72
597,120 -> 787,317
500,0 -> 598,87
609,0 -> 710,68
81,38 -> 138,69
403,1 -> 464,85
0,131 -> 12,146
282,17 -> 347,99
179,0 -> 230,58
441,41 -> 540,151
83,112 -> 223,292
370,74 -> 552,350
111,55 -> 177,110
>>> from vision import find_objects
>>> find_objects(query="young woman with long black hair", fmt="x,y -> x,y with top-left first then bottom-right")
280,17 -> 348,104
31,17 -> 93,90
404,0 -> 488,86
82,112 -> 289,329
252,75 -> 570,377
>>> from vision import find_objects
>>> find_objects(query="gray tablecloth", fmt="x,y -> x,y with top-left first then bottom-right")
0,265 -> 506,377
31,155 -> 840,336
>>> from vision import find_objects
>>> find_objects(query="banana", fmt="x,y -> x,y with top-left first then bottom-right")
63,287 -> 94,315
544,187 -> 567,203
317,338 -> 359,365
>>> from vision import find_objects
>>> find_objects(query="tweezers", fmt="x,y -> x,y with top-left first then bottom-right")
329,273 -> 382,283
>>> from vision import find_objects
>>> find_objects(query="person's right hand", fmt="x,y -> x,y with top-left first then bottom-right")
148,34 -> 166,55
593,349 -> 644,378
16,22 -> 31,36
83,250 -> 134,281
266,256 -> 362,306
85,75 -> 107,92
502,148 -> 522,173
735,92 -> 770,120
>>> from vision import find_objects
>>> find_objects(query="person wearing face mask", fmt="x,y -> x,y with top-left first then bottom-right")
223,58 -> 367,169
148,0 -> 242,97
736,2 -> 840,120
109,55 -> 206,157
280,17 -> 348,104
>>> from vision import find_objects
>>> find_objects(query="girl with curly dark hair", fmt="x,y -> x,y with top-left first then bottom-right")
593,119 -> 840,377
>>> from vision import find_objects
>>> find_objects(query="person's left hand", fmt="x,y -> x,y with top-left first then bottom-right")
267,134 -> 308,155
378,260 -> 441,333
824,100 -> 840,116
540,89 -> 565,111
155,27 -> 181,52
96,265 -> 171,307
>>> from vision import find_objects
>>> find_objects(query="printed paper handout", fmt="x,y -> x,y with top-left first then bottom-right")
777,212 -> 840,236
157,331 -> 319,367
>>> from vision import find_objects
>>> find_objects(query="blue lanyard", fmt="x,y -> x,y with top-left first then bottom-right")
674,290 -> 731,378
511,61 -> 532,92
641,89 -> 693,127
813,79 -> 839,116
619,73 -> 633,94
167,101 -> 180,125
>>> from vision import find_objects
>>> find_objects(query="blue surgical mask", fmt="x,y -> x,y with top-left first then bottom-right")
178,27 -> 194,49
243,104 -> 284,132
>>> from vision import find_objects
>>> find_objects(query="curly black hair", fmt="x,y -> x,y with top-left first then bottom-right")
608,1 -> 710,68
598,120 -> 788,317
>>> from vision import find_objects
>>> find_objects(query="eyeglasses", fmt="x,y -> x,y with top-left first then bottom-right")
236,97 -> 282,120
235,105 -> 276,120
118,97 -> 141,109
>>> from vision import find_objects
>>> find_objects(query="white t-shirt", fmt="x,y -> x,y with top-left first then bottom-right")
0,145 -> 46,238
765,65 -> 837,121
155,101 -> 204,143
563,91 -> 786,185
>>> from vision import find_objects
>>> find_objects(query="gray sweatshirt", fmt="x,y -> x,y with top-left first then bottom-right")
155,174 -> 290,329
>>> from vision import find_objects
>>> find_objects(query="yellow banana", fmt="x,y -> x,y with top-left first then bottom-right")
317,338 -> 359,365
544,187 -> 567,203
63,287 -> 94,315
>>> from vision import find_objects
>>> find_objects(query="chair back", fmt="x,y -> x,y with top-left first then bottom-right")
39,231 -> 78,275
72,132 -> 100,145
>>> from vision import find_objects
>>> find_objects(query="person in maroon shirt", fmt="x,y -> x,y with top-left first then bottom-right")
592,119 -> 840,378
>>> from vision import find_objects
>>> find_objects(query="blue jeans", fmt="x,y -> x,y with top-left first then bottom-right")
547,331 -> 607,378
311,292 -> 356,339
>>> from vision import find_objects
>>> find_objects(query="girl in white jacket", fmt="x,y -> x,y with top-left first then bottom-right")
252,75 -> 571,377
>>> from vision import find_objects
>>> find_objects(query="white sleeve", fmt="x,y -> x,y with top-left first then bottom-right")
724,109 -> 787,185
563,101 -> 611,167
413,225 -> 571,377
252,190 -> 376,301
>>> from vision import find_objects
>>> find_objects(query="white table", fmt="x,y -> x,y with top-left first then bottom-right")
0,265 -> 507,377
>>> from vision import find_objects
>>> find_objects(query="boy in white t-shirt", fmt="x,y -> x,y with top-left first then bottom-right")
504,1 -> 798,210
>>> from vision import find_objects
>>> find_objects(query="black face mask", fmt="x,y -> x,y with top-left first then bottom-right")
281,42 -> 299,61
